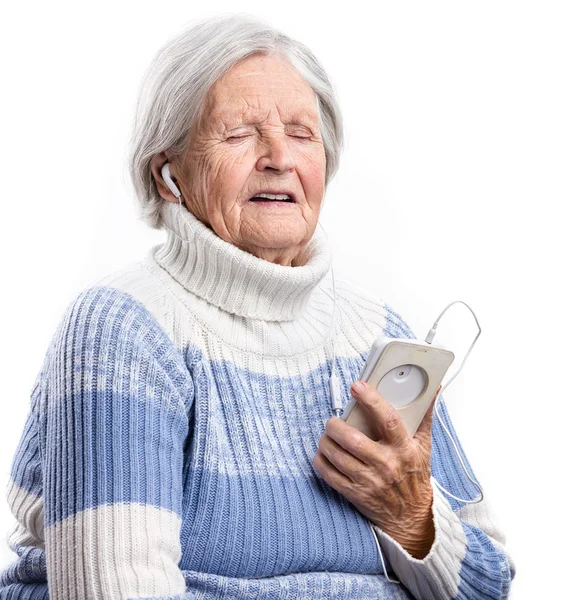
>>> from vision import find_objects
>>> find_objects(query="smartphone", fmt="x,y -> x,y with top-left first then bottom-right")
341,336 -> 455,439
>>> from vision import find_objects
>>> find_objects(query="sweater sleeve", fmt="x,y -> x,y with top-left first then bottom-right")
35,286 -> 195,600
368,305 -> 516,600
0,372 -> 46,597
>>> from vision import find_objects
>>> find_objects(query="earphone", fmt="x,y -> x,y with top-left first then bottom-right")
161,163 -> 182,199
159,162 -> 483,583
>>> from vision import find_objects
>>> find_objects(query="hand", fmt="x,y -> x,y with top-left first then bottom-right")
312,381 -> 442,559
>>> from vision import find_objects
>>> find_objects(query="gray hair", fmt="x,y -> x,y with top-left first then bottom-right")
126,12 -> 345,230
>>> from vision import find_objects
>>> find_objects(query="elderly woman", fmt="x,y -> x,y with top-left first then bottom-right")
0,13 -> 514,600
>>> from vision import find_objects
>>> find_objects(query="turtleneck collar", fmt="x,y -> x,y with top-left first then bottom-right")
151,201 -> 332,322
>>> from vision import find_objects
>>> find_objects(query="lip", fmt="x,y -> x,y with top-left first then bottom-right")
247,189 -> 297,203
247,199 -> 297,207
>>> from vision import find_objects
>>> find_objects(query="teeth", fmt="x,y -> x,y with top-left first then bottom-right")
252,193 -> 291,200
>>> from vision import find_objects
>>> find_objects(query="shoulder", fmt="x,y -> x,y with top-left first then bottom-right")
41,284 -> 194,408
89,252 -> 180,342
47,282 -> 187,374
51,284 -> 174,354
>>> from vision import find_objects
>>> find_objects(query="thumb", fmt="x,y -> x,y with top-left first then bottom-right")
413,385 -> 441,446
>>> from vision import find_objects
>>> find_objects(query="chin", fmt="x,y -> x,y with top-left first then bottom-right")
254,223 -> 307,248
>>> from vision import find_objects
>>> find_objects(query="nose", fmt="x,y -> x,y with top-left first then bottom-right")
255,132 -> 296,174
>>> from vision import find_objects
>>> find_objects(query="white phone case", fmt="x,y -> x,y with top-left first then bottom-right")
341,337 -> 455,439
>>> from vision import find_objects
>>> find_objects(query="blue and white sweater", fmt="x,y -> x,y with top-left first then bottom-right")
0,201 -> 515,599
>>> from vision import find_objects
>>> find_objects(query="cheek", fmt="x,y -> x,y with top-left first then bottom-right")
203,146 -> 253,197
298,147 -> 327,200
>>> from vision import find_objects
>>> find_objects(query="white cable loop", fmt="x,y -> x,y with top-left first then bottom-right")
425,301 -> 484,505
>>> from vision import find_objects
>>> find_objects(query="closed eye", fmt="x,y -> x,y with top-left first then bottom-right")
225,132 -> 313,143
226,134 -> 252,141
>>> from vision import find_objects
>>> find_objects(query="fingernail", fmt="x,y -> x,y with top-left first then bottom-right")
351,381 -> 365,394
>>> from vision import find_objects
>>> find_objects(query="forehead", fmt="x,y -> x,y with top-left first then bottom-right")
202,55 -> 319,126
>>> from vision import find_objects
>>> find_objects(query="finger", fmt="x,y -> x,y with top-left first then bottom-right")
413,385 -> 442,446
324,416 -> 380,466
318,432 -> 367,481
312,449 -> 353,494
350,380 -> 410,448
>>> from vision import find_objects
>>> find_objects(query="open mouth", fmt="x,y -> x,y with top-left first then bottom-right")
249,199 -> 295,204
248,193 -> 295,203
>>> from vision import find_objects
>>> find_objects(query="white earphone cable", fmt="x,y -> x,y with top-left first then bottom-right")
317,221 -> 398,583
162,165 -> 481,583
316,222 -> 485,583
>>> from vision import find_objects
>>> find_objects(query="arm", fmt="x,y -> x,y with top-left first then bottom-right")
36,286 -> 195,600
370,305 -> 516,599
0,374 -> 46,595
371,397 -> 516,599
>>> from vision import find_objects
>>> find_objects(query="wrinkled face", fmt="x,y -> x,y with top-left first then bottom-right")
162,53 -> 327,266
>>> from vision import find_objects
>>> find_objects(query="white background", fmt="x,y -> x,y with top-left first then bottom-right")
1,2 -> 573,598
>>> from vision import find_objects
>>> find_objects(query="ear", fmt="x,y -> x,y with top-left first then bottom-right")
150,151 -> 179,203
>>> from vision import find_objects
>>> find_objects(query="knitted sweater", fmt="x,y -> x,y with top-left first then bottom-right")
0,201 -> 515,600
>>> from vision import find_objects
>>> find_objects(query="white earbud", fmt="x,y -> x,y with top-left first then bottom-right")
161,163 -> 182,199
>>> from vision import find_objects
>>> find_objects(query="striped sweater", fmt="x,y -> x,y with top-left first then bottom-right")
0,200 -> 515,599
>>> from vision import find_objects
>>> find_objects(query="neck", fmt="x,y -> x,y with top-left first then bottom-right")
151,201 -> 333,322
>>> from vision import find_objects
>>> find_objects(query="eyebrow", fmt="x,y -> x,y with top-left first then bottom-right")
222,109 -> 318,129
